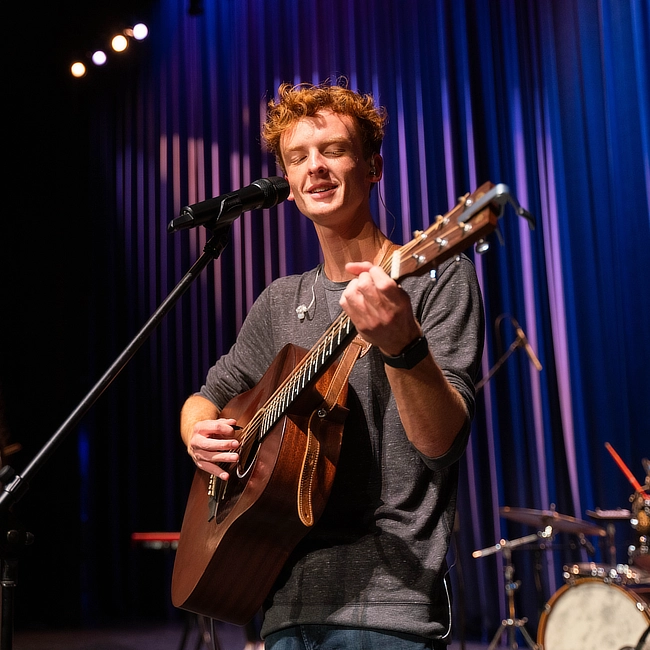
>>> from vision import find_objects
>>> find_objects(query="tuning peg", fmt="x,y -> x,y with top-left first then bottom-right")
475,239 -> 490,254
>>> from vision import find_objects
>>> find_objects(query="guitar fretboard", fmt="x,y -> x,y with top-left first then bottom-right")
244,312 -> 357,445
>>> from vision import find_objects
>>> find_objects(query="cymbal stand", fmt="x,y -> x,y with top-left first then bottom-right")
473,533 -> 546,650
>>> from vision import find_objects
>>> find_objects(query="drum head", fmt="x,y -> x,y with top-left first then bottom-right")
538,578 -> 649,650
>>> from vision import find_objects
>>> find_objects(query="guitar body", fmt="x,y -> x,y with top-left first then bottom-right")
171,343 -> 348,624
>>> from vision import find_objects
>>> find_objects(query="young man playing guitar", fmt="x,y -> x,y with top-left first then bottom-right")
178,81 -> 485,649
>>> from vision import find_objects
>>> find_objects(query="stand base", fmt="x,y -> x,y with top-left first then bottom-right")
488,617 -> 540,650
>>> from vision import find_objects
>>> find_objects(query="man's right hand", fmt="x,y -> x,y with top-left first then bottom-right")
186,418 -> 241,480
180,395 -> 241,480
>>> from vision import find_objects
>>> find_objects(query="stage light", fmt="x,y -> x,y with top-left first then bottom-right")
111,34 -> 128,52
69,18 -> 149,76
132,23 -> 148,40
92,51 -> 107,66
71,62 -> 87,78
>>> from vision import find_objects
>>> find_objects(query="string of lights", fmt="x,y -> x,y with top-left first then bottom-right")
70,22 -> 149,78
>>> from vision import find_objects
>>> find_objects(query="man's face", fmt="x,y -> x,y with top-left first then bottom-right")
279,110 -> 378,229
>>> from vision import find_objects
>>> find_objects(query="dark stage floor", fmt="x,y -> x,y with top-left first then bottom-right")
13,622 -> 492,650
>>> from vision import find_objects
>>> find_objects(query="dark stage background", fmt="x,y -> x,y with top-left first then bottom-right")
2,0 -> 649,645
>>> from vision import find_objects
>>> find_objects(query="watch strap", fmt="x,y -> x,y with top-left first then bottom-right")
380,335 -> 429,369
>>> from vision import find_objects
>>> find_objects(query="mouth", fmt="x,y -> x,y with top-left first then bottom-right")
307,183 -> 338,196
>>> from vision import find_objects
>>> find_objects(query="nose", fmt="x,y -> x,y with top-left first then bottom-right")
307,151 -> 327,174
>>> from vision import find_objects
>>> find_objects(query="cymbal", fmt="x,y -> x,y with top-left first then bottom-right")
500,506 -> 606,537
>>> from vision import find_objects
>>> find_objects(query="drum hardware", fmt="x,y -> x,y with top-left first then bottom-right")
576,531 -> 596,557
630,534 -> 650,572
602,443 -> 650,572
562,561 -> 648,587
522,446 -> 650,649
587,508 -> 633,521
472,529 -> 550,650
631,505 -> 650,532
630,491 -> 650,571
587,508 -> 632,566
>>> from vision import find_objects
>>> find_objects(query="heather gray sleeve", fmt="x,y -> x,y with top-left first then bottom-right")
411,255 -> 484,470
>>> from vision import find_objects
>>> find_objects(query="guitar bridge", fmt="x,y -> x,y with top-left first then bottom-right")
207,474 -> 227,522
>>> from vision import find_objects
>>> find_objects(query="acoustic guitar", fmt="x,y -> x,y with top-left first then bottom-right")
171,181 -> 500,624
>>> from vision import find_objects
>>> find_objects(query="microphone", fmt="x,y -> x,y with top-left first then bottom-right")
168,176 -> 290,233
511,316 -> 543,371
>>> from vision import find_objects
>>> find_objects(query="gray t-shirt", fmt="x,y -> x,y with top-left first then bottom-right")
199,254 -> 484,641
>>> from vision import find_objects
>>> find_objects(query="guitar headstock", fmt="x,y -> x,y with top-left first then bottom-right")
389,181 -> 500,281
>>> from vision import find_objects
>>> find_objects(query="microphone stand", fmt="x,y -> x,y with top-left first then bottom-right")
0,225 -> 233,650
475,336 -> 522,392
475,313 -> 540,392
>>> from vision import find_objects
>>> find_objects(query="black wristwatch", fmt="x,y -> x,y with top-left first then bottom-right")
380,336 -> 429,369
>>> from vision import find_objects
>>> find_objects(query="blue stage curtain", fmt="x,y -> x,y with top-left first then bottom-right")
32,0 -> 647,641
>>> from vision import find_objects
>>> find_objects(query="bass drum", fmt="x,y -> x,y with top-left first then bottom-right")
538,578 -> 649,650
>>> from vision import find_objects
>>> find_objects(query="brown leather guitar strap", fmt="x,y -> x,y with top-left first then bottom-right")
318,241 -> 395,410
297,245 -> 397,526
297,335 -> 371,526
320,334 -> 371,410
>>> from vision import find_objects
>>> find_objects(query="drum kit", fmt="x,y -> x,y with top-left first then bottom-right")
472,451 -> 650,650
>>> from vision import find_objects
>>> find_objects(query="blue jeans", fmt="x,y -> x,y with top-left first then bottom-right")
264,625 -> 446,649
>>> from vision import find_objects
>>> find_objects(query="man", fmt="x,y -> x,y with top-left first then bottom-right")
180,81 -> 484,649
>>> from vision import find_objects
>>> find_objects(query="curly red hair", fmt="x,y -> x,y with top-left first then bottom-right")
262,79 -> 387,172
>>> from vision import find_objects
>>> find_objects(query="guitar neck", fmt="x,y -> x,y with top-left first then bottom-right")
254,312 -> 358,438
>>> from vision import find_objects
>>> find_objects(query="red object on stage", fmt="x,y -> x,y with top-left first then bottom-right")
131,532 -> 180,549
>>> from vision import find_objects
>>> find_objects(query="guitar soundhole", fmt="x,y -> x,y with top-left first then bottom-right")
211,431 -> 260,525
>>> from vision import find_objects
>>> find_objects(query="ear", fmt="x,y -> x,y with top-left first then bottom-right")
368,153 -> 383,183
285,174 -> 295,201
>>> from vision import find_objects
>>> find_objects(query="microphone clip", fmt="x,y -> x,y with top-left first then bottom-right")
296,305 -> 308,321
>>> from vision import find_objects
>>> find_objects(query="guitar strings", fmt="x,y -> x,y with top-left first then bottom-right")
233,310 -> 353,455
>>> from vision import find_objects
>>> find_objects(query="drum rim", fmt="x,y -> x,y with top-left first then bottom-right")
537,577 -> 650,644
563,561 -> 650,585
